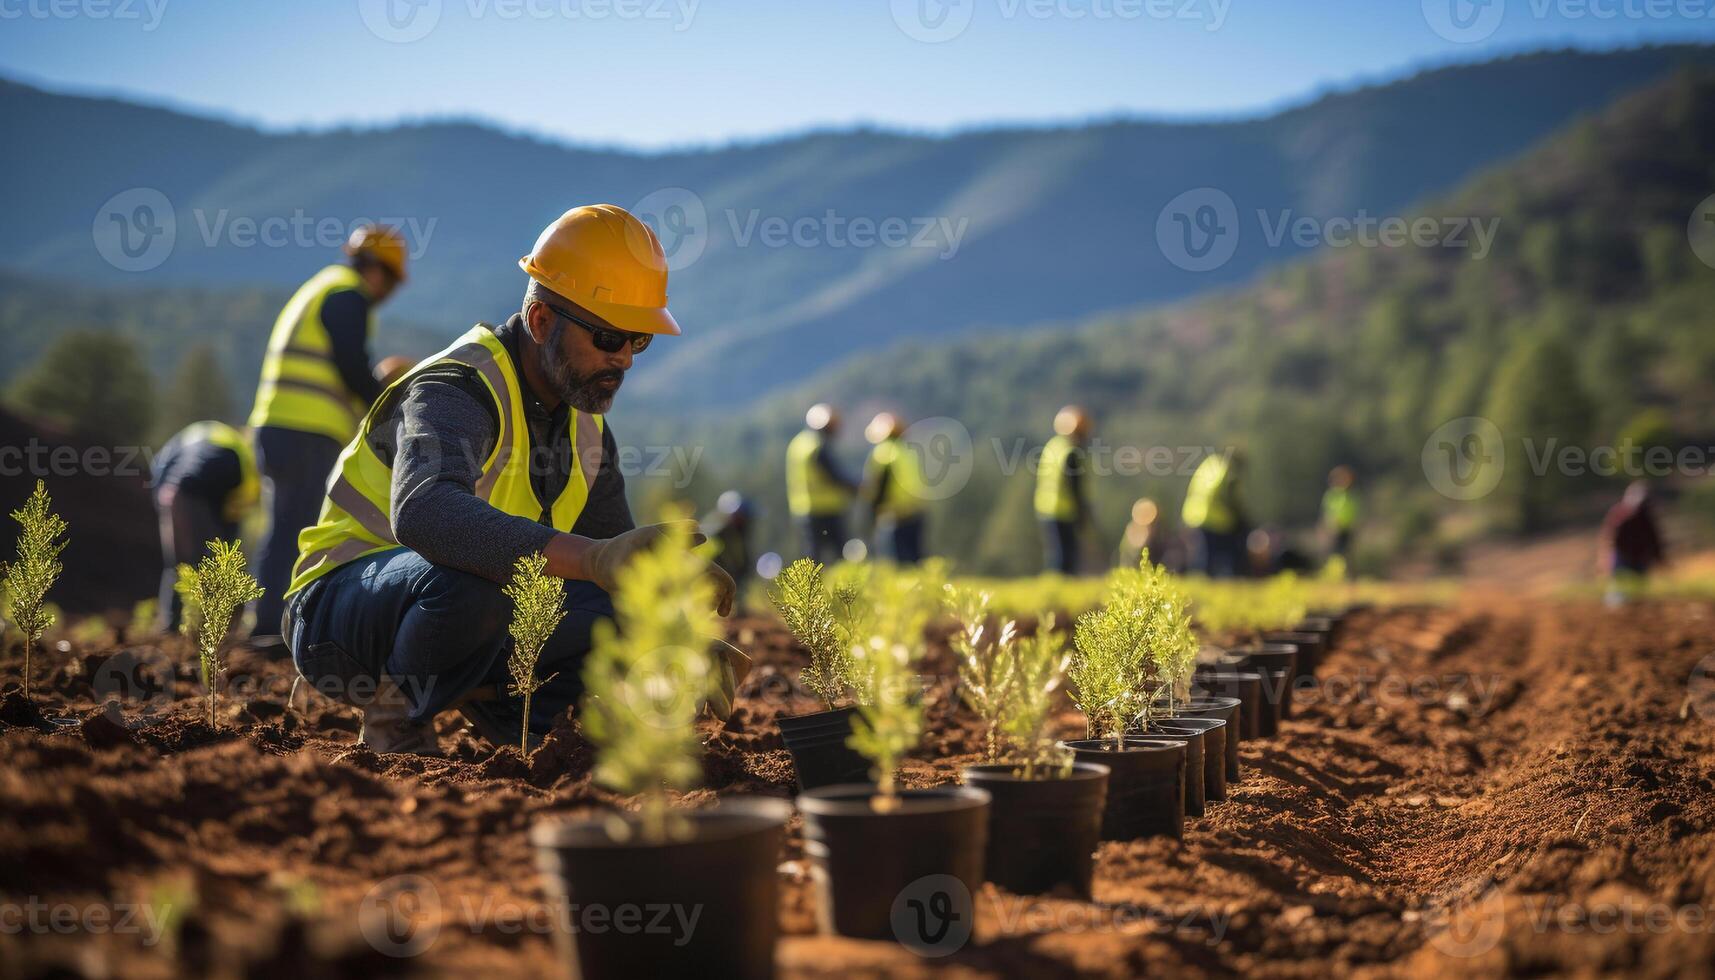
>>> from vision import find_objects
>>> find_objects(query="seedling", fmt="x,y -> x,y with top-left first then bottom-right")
503,552 -> 566,755
769,558 -> 861,708
3,481 -> 68,699
172,563 -> 202,639
846,572 -> 931,811
946,584 -> 1018,763
1001,615 -> 1075,779
181,540 -> 264,726
1069,570 -> 1152,749
1138,556 -> 1198,713
581,520 -> 717,843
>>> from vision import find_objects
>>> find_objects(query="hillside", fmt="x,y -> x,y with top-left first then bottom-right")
656,70 -> 1715,574
5,45 -> 1715,411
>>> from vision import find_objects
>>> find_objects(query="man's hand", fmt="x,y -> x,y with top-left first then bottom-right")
706,638 -> 753,722
575,521 -> 737,616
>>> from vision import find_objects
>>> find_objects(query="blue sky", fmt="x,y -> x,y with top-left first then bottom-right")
2,0 -> 1713,148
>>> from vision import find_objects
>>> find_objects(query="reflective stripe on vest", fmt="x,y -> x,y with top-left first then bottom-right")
249,264 -> 373,444
1182,454 -> 1234,532
1034,434 -> 1079,521
287,324 -> 604,596
868,437 -> 925,519
785,429 -> 848,517
177,420 -> 260,523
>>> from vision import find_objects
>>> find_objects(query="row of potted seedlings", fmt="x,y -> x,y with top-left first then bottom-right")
529,542 -> 1349,979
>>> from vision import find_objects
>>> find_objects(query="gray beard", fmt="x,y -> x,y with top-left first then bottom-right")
539,322 -> 620,413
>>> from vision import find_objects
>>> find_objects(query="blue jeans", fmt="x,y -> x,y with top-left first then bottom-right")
1042,519 -> 1079,574
285,548 -> 614,737
876,514 -> 925,565
253,426 -> 344,637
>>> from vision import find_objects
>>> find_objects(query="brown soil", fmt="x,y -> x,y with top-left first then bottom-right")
3,600 -> 1715,978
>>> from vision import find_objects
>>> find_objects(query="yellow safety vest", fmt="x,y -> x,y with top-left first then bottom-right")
1322,486 -> 1358,530
1182,454 -> 1236,532
287,324 -> 606,596
249,265 -> 375,444
785,429 -> 849,517
1034,434 -> 1080,522
174,420 -> 260,523
867,437 -> 925,519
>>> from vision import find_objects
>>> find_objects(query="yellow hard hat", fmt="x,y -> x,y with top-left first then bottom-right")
806,403 -> 838,432
866,412 -> 904,444
519,204 -> 680,336
1054,405 -> 1090,437
345,225 -> 408,281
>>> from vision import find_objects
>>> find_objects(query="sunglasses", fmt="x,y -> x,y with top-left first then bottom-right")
544,303 -> 653,355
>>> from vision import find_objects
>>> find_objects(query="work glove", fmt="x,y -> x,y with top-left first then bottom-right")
706,638 -> 753,722
584,521 -> 737,617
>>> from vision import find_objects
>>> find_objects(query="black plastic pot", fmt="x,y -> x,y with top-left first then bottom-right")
1139,719 -> 1213,815
531,797 -> 792,980
778,706 -> 871,792
962,762 -> 1109,898
1150,715 -> 1228,805
1298,614 -> 1341,649
798,785 -> 990,941
1262,630 -> 1325,695
1226,643 -> 1296,728
1061,737 -> 1186,841
1169,695 -> 1243,786
1192,670 -> 1262,743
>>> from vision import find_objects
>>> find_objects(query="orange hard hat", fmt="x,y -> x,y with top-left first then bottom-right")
519,204 -> 680,336
345,225 -> 408,281
806,403 -> 839,432
866,412 -> 905,444
1054,405 -> 1090,437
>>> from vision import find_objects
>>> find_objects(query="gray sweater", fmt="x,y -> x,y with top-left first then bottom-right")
366,316 -> 634,584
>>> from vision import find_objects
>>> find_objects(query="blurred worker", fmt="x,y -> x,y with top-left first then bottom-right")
282,205 -> 740,754
1600,480 -> 1666,606
1182,449 -> 1248,578
1035,405 -> 1092,574
786,403 -> 856,564
248,225 -> 408,642
150,421 -> 260,632
861,412 -> 927,564
702,490 -> 755,600
1320,465 -> 1359,570
1115,498 -> 1173,571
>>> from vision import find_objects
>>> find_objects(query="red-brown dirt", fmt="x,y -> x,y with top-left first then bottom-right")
3,599 -> 1715,978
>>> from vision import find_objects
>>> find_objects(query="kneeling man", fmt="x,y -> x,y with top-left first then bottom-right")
284,204 -> 735,753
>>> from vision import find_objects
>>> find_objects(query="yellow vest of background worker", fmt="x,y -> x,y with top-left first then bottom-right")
867,436 -> 926,520
786,429 -> 850,517
249,265 -> 376,444
1034,434 -> 1080,522
287,324 -> 606,596
176,420 -> 261,522
1182,454 -> 1236,533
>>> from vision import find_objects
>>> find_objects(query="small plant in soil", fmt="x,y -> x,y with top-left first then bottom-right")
946,585 -> 1019,763
180,539 -> 264,726
1069,564 -> 1154,749
3,480 -> 67,699
1140,557 -> 1198,714
769,558 -> 862,708
503,552 -> 566,755
847,572 -> 933,811
1000,614 -> 1075,780
581,520 -> 717,843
